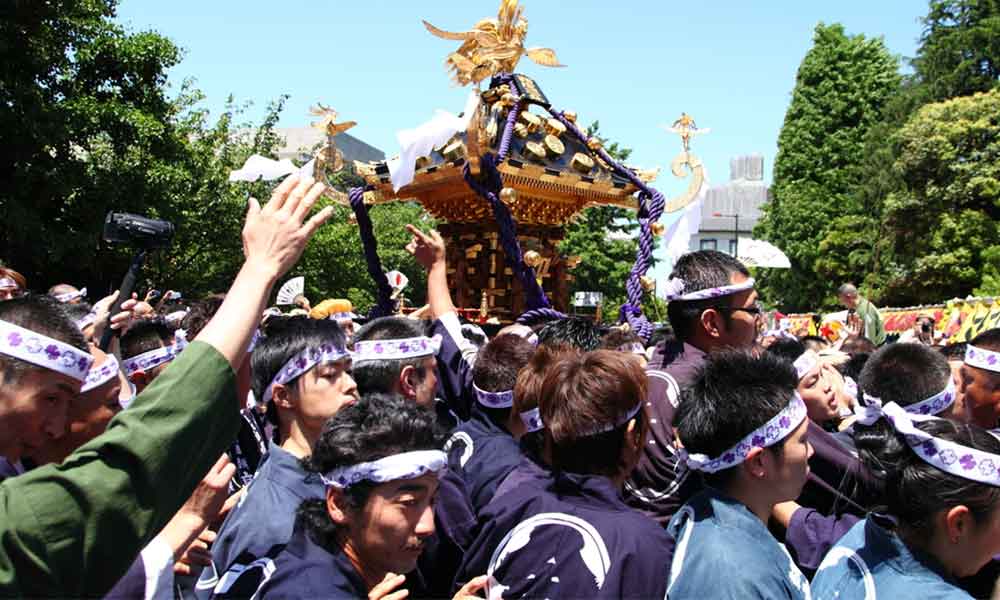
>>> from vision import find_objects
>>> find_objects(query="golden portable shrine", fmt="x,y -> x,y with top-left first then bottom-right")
312,0 -> 706,331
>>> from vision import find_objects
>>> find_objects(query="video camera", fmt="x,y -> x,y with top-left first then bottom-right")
103,212 -> 175,248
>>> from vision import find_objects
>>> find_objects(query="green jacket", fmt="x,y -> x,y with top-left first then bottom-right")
0,341 -> 238,597
856,297 -> 886,345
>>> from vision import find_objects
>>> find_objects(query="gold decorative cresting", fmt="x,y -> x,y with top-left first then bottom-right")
423,0 -> 565,86
662,112 -> 708,213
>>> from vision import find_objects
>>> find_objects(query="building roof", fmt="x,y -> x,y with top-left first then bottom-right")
274,127 -> 385,164
698,154 -> 768,232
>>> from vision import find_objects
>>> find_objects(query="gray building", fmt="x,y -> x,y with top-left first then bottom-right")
688,154 -> 769,256
273,127 -> 385,164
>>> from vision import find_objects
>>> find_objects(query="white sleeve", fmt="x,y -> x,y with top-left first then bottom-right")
140,535 -> 176,600
437,310 -> 478,364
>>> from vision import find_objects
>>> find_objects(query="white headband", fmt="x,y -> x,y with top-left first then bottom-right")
0,278 -> 19,290
164,309 -> 188,325
319,449 -> 447,488
854,400 -> 1000,487
966,345 -> 1000,374
663,277 -> 755,302
81,354 -> 121,393
54,288 -> 86,303
473,382 -> 514,408
580,401 -> 644,437
329,312 -> 357,322
793,351 -> 819,380
843,376 -> 859,403
861,377 -> 957,419
520,407 -> 544,432
122,329 -> 189,377
262,342 -> 351,404
353,335 -> 442,363
684,393 -> 808,473
0,319 -> 93,383
75,310 -> 98,332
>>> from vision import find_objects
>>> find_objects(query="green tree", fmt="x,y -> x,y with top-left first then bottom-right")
912,0 -> 1000,102
755,23 -> 900,310
0,0 -> 190,291
558,121 -> 645,319
876,89 -> 1000,304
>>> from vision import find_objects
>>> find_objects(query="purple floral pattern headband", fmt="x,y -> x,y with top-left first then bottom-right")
906,378 -> 957,416
663,277 -> 755,302
618,342 -> 647,356
473,382 -> 514,408
122,329 -> 189,377
855,400 -> 1000,487
319,450 -> 446,488
0,278 -> 19,290
81,354 -> 121,393
520,407 -> 544,432
54,287 -> 86,303
683,393 -> 808,473
353,335 -> 442,363
0,319 -> 93,383
793,351 -> 819,380
966,344 -> 1000,374
261,342 -> 352,404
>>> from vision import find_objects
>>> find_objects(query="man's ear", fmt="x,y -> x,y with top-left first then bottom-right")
742,446 -> 767,480
272,382 -> 295,410
128,370 -> 148,393
398,365 -> 419,400
327,487 -> 350,526
944,505 -> 972,545
700,308 -> 726,339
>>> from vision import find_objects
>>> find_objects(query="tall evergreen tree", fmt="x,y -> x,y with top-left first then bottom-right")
755,23 -> 900,310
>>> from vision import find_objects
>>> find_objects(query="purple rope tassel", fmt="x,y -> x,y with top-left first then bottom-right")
349,186 -> 395,318
516,307 -> 566,326
546,109 -> 666,340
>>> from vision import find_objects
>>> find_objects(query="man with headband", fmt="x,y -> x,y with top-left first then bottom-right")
959,328 -> 1000,429
121,318 -> 186,394
626,249 -> 761,525
0,172 -> 334,596
48,284 -> 87,305
0,267 -> 26,301
197,317 -> 356,598
667,350 -> 812,599
208,394 -> 488,600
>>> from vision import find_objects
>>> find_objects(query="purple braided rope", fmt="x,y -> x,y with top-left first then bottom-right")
461,83 -> 553,312
515,307 -> 566,326
349,186 -> 396,318
547,109 -> 666,340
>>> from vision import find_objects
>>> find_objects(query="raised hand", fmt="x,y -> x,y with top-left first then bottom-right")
404,225 -> 446,271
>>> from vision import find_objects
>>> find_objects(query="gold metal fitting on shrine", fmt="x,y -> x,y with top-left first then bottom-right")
587,138 -> 603,151
519,111 -> 542,133
562,110 -> 577,123
544,118 -> 566,137
523,250 -> 543,268
442,140 -> 466,162
651,222 -> 665,236
543,134 -> 564,158
499,187 -> 518,206
640,276 -> 656,291
500,93 -> 516,107
514,123 -> 529,138
570,152 -> 595,174
525,141 -> 546,161
415,156 -> 431,170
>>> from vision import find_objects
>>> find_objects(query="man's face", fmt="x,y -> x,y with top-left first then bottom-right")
412,357 -> 439,409
798,365 -> 838,424
959,364 -> 1000,428
28,347 -> 122,465
838,293 -> 858,310
0,286 -> 21,301
0,367 -> 77,462
341,472 -> 439,577
715,273 -> 760,350
768,419 -> 813,502
294,359 -> 359,431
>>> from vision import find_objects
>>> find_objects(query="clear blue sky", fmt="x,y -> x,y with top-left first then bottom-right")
116,0 -> 926,280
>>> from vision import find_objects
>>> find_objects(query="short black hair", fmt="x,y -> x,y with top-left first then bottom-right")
296,394 -> 446,552
675,349 -> 798,488
859,343 -> 951,408
598,328 -> 644,352
665,250 -> 749,342
351,317 -> 431,395
971,328 -> 1000,353
179,294 -> 225,338
854,418 -> 1000,536
799,335 -> 829,352
838,352 -> 870,382
767,338 -> 806,363
537,317 -> 605,352
250,316 -> 347,430
120,318 -> 175,359
938,342 -> 967,362
61,301 -> 94,324
0,294 -> 87,384
840,336 -> 877,354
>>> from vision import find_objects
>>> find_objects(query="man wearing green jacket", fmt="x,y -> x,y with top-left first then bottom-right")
838,283 -> 886,346
0,173 -> 332,597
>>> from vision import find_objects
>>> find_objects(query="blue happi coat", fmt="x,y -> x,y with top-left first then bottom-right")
811,517 -> 972,599
209,522 -> 368,599
666,488 -> 811,599
458,463 -> 673,599
195,442 -> 324,598
445,407 -> 522,513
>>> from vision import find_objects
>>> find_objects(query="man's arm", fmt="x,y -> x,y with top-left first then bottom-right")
0,175 -> 332,597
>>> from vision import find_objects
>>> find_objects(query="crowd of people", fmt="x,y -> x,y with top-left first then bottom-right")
1,173 -> 1000,599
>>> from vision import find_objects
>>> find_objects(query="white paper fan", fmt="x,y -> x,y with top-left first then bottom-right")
386,270 -> 409,291
276,277 -> 304,305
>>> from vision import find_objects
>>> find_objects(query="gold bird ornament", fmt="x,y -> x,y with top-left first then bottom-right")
423,0 -> 565,86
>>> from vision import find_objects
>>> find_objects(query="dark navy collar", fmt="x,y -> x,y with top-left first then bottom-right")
284,524 -> 368,597
260,441 -> 323,498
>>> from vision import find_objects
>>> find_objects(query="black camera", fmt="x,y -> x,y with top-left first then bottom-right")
103,212 -> 174,249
